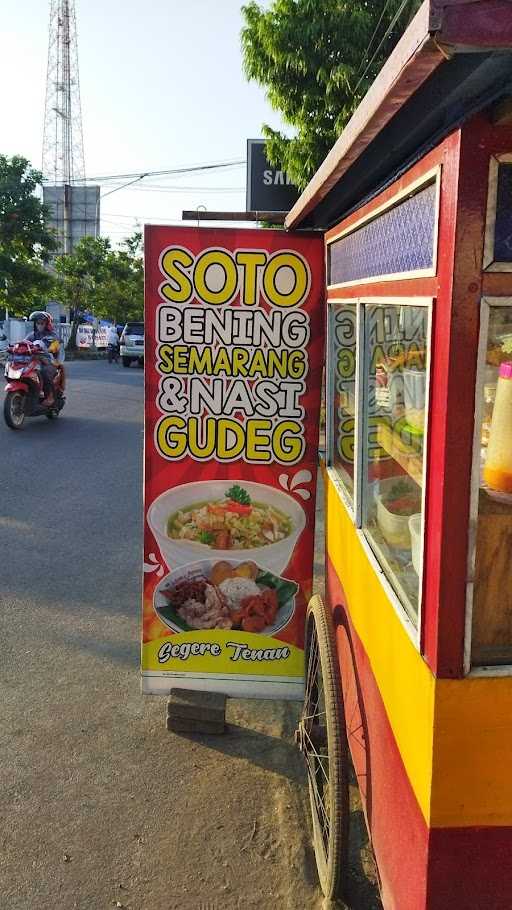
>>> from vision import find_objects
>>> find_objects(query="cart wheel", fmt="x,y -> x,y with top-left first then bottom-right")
296,595 -> 349,901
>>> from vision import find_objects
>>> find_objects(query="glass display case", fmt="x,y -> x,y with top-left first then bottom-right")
327,299 -> 431,626
471,300 -> 512,666
361,303 -> 429,624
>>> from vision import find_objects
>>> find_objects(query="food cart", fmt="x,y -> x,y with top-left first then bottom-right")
289,2 -> 512,907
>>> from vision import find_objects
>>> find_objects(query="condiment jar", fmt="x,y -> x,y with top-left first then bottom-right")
483,361 -> 512,493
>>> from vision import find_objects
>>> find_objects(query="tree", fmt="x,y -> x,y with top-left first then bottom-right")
94,232 -> 144,327
54,232 -> 143,350
0,155 -> 57,316
54,236 -> 110,350
241,0 -> 421,189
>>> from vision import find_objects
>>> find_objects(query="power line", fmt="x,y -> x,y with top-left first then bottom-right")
353,0 -> 410,97
101,214 -> 202,224
43,158 -> 246,184
125,186 -> 245,196
102,214 -> 142,221
100,219 -> 139,229
356,0 -> 394,78
127,184 -> 245,192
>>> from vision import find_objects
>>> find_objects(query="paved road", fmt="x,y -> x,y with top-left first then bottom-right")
0,361 -> 324,910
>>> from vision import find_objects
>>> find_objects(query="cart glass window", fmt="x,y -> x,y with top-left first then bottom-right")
362,303 -> 428,624
329,303 -> 357,501
471,303 -> 512,667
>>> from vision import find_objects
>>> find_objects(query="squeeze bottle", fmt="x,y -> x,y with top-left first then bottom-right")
483,361 -> 512,493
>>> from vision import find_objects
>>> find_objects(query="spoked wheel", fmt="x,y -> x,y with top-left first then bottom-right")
4,391 -> 26,429
296,595 -> 349,901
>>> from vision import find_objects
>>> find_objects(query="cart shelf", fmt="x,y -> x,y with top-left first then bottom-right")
472,488 -> 512,666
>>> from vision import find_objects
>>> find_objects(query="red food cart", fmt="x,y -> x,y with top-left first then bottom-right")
290,2 -> 512,907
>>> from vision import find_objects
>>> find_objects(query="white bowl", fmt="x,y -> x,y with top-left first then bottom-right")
148,479 -> 306,575
409,513 -> 422,575
375,476 -> 420,549
376,496 -> 412,549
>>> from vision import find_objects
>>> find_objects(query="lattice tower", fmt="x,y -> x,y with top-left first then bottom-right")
42,0 -> 86,184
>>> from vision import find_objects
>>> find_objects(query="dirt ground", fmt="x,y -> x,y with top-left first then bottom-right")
0,367 -> 381,909
1,474 -> 381,910
135,473 -> 383,910
150,697 -> 382,910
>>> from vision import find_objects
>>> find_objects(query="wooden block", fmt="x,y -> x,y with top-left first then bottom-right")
166,688 -> 227,733
166,715 -> 225,735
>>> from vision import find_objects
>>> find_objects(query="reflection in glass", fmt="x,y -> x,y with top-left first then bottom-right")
330,304 -> 357,501
472,306 -> 512,666
362,304 -> 428,623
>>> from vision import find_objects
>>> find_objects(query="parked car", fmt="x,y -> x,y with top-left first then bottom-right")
120,321 -> 144,367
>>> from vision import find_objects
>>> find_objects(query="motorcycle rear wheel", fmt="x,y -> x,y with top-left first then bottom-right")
4,391 -> 26,429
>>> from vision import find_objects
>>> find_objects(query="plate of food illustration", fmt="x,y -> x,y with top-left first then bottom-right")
153,558 -> 299,636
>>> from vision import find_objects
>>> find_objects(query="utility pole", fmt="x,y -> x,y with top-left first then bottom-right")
42,1 -> 99,258
41,0 -> 99,335
42,0 -> 85,187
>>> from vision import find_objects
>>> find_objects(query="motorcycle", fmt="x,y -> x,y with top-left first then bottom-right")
4,341 -> 66,430
107,342 -> 119,364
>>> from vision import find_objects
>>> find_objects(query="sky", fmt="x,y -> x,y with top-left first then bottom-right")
1,0 -> 287,245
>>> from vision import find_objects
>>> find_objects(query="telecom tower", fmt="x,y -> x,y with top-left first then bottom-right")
42,0 -> 99,255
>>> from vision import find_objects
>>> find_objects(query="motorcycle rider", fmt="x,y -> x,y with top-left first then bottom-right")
25,311 -> 60,405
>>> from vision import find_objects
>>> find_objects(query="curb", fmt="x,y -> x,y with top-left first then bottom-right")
64,351 -> 105,361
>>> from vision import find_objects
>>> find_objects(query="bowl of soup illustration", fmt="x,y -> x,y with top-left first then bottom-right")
148,479 -> 306,575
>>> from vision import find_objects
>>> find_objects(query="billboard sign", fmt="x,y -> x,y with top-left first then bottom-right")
142,225 -> 324,698
43,184 -> 100,255
246,139 -> 300,213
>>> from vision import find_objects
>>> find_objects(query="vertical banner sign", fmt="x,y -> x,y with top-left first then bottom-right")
142,226 -> 324,698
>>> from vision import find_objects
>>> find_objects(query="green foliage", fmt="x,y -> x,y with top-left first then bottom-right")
0,155 -> 58,315
54,232 -> 143,349
241,0 -> 421,189
97,232 -> 144,327
225,484 -> 251,505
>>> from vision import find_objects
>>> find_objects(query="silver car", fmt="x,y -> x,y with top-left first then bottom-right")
120,321 -> 144,367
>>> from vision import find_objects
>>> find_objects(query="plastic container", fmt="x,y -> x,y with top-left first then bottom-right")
483,361 -> 512,493
403,368 -> 426,431
481,365 -> 498,448
375,476 -> 421,549
388,371 -> 405,421
409,514 -> 422,575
